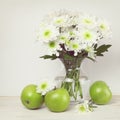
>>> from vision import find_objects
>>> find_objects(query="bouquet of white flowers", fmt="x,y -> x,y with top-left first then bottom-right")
37,10 -> 112,101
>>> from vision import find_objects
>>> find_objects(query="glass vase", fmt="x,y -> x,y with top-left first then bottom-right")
60,57 -> 85,102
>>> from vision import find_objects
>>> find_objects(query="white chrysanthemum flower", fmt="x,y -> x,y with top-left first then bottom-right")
48,41 -> 60,50
69,41 -> 81,56
80,29 -> 98,45
51,9 -> 80,27
68,16 -> 80,26
76,104 -> 87,113
38,24 -> 59,42
36,80 -> 55,95
37,10 -> 111,61
80,14 -> 97,29
68,30 -> 79,38
59,33 -> 69,44
46,40 -> 61,55
85,46 -> 96,59
97,19 -> 111,38
76,100 -> 93,113
53,15 -> 68,27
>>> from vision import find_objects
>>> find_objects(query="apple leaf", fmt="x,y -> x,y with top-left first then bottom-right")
40,54 -> 57,60
95,44 -> 112,56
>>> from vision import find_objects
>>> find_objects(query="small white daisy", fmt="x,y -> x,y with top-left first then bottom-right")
45,40 -> 62,56
36,80 -> 55,95
85,46 -> 96,59
69,41 -> 81,56
76,100 -> 93,113
97,19 -> 111,38
38,24 -> 59,42
53,15 -> 68,27
68,15 -> 80,26
48,40 -> 61,50
80,14 -> 97,29
68,30 -> 79,38
59,33 -> 69,44
80,29 -> 98,45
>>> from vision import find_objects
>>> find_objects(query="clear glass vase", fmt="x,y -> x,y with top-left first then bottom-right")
59,57 -> 85,102
55,76 -> 91,104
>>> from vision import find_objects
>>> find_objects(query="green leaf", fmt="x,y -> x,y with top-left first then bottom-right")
87,57 -> 96,62
40,54 -> 57,60
63,54 -> 74,60
95,44 -> 112,56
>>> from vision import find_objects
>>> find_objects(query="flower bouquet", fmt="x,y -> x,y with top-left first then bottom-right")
36,10 -> 112,101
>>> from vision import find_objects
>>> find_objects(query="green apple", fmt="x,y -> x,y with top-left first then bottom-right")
89,81 -> 112,105
21,84 -> 44,109
45,88 -> 70,112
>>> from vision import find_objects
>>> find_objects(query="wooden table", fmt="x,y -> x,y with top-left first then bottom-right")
0,96 -> 120,120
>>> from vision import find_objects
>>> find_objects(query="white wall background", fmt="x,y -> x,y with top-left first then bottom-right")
0,0 -> 120,96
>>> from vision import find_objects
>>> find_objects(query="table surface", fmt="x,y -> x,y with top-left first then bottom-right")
0,96 -> 120,120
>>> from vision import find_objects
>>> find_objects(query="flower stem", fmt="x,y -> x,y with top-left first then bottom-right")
59,55 -> 85,101
61,68 -> 83,101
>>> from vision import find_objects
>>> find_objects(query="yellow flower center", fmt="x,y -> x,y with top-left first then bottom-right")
84,32 -> 92,40
100,24 -> 106,30
83,19 -> 92,24
41,83 -> 47,90
49,41 -> 56,48
79,105 -> 86,112
43,30 -> 51,38
72,43 -> 79,49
